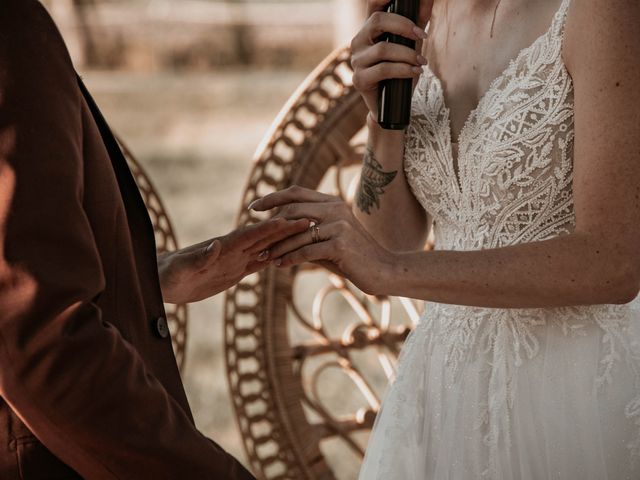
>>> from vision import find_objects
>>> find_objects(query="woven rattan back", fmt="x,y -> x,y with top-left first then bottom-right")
224,47 -> 423,479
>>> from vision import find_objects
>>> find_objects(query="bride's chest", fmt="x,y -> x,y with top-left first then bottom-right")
424,0 -> 565,142
403,50 -> 576,246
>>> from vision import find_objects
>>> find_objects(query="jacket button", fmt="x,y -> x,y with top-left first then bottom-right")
154,316 -> 169,339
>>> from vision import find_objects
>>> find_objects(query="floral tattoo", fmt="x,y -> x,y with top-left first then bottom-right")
356,146 -> 398,215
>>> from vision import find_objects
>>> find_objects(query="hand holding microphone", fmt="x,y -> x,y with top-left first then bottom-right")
350,0 -> 434,130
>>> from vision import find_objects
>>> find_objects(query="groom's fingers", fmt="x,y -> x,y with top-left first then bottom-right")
246,218 -> 310,254
268,230 -> 314,260
271,220 -> 340,262
249,186 -> 336,211
233,218 -> 291,249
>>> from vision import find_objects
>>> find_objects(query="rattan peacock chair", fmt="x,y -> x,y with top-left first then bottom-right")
224,47 -> 430,480
117,136 -> 189,372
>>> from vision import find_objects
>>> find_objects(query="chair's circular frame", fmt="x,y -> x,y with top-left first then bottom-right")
119,136 -> 189,371
224,47 -> 421,479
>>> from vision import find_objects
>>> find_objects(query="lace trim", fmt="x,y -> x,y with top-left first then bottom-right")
405,0 -> 575,252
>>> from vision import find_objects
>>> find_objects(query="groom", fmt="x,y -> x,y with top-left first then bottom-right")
0,0 -> 309,478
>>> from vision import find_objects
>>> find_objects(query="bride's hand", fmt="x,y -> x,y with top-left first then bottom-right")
350,0 -> 434,118
158,218 -> 309,304
249,186 -> 395,296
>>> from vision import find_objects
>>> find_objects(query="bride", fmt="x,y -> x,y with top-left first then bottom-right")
250,0 -> 640,478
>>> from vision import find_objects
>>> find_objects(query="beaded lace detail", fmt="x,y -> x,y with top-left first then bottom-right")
395,0 -> 640,476
406,0 -> 575,251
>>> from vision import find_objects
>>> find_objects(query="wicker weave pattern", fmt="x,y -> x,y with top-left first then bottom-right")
224,47 -> 424,480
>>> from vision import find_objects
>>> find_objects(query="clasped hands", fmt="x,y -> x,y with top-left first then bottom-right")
250,186 -> 394,296
158,216 -> 309,304
159,186 -> 394,304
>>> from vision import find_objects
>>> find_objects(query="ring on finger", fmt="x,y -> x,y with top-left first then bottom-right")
309,223 -> 321,244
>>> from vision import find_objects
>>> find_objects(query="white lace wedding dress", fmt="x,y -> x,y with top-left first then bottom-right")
358,0 -> 640,478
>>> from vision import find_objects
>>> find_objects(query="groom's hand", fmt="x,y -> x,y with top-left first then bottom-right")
158,218 -> 310,304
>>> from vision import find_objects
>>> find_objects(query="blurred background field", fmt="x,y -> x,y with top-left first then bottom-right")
42,0 -> 368,475
81,67 -> 305,466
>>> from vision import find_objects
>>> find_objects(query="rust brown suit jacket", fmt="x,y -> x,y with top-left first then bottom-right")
0,1 -> 255,479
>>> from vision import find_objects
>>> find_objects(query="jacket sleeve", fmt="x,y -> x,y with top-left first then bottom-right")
0,2 -> 254,479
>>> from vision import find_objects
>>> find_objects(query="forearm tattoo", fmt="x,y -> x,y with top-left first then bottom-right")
356,146 -> 398,215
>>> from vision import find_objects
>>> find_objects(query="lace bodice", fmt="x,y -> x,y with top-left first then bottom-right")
405,0 -> 575,252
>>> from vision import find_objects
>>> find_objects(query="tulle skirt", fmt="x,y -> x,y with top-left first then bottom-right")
358,296 -> 640,480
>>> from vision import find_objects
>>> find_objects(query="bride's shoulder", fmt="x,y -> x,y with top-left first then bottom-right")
563,0 -> 640,78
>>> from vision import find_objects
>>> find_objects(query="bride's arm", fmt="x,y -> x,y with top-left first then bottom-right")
253,0 -> 640,308
386,233 -> 637,307
353,116 -> 430,252
253,185 -> 638,307
350,0 -> 434,252
384,0 -> 640,307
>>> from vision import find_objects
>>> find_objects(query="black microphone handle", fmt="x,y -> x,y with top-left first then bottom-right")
377,0 -> 421,130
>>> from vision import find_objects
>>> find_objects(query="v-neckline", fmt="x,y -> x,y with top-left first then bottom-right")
423,0 -> 567,194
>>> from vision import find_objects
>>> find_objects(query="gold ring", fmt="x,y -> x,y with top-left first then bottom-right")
310,223 -> 320,244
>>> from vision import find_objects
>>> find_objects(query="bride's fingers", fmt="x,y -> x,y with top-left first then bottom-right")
352,42 -> 427,70
246,218 -> 310,254
369,12 -> 428,43
272,220 -> 343,263
268,228 -> 316,260
249,186 -> 336,211
354,62 -> 423,93
352,12 -> 426,50
273,199 -> 356,227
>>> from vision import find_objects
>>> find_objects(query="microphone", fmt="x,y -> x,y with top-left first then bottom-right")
376,0 -> 421,130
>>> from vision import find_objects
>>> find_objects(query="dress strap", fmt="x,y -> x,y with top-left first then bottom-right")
551,0 -> 573,40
